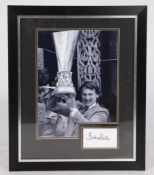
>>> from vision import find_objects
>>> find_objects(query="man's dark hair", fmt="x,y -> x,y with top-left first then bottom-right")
77,81 -> 101,100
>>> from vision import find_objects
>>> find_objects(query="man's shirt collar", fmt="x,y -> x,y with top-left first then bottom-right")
86,102 -> 97,110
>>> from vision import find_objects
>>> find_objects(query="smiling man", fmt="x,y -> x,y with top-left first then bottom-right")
64,81 -> 109,136
46,81 -> 109,137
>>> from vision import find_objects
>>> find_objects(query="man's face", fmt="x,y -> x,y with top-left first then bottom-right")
81,87 -> 99,107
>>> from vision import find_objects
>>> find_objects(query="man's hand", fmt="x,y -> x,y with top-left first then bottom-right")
46,93 -> 60,109
46,92 -> 75,110
66,97 -> 77,111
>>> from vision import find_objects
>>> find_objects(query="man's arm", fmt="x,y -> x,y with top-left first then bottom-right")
54,116 -> 67,136
69,109 -> 88,123
64,118 -> 76,137
70,109 -> 108,123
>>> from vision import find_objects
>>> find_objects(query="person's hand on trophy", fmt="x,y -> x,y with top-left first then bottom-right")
46,92 -> 75,117
65,94 -> 77,113
65,94 -> 84,113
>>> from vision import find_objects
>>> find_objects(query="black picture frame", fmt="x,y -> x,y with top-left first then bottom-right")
8,6 -> 147,171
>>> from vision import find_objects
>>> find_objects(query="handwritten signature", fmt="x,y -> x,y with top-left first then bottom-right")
86,132 -> 110,141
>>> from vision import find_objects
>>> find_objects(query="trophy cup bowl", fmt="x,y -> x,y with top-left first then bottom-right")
52,30 -> 79,95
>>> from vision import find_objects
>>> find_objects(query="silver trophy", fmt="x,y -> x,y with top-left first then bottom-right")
52,30 -> 79,95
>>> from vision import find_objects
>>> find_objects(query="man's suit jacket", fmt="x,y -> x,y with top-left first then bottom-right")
67,104 -> 109,137
79,104 -> 109,122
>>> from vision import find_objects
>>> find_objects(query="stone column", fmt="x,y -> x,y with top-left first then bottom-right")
77,30 -> 101,90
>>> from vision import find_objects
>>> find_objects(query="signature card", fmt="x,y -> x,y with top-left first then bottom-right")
82,127 -> 118,149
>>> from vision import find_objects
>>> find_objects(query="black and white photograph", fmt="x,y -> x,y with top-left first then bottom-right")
37,30 -> 118,138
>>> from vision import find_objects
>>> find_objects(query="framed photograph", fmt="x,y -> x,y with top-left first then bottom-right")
8,6 -> 147,171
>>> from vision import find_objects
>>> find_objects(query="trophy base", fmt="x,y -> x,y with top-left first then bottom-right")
54,71 -> 76,95
53,86 -> 76,95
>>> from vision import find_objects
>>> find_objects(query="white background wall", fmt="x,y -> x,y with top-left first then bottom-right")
0,0 -> 154,174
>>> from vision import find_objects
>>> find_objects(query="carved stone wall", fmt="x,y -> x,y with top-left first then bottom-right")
77,30 -> 101,90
